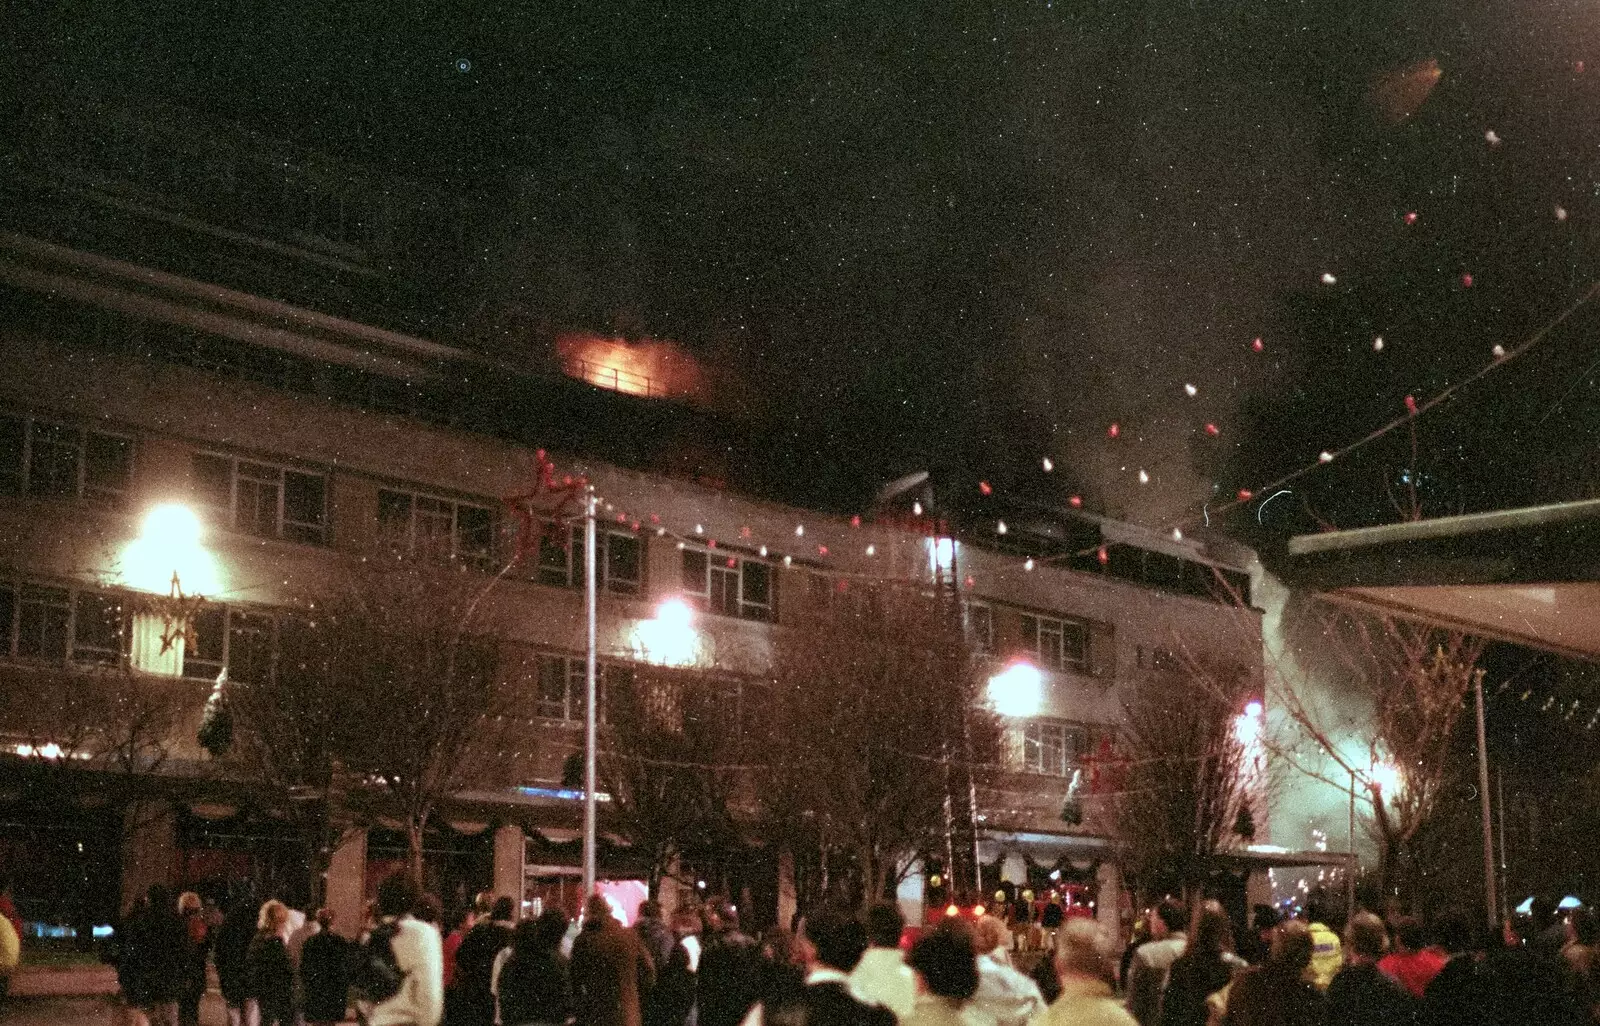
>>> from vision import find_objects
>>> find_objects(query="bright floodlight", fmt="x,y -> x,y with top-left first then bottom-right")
121,503 -> 221,595
633,597 -> 700,667
1244,700 -> 1264,718
1369,760 -> 1402,797
987,662 -> 1044,718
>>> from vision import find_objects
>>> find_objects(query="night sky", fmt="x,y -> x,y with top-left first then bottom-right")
10,1 -> 1600,534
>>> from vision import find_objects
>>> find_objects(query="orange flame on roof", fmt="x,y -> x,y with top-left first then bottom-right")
556,333 -> 704,401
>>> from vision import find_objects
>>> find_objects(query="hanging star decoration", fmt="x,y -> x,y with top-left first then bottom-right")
501,450 -> 587,565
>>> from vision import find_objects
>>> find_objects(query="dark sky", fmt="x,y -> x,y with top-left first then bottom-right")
12,0 -> 1600,533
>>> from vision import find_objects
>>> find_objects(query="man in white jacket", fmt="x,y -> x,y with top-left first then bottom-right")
364,873 -> 444,1026
849,903 -> 916,1020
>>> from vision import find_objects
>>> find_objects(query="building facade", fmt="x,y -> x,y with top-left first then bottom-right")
0,93 -> 1268,940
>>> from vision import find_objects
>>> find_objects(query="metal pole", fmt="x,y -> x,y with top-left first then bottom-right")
1474,669 -> 1497,931
583,488 -> 599,899
1497,764 -> 1509,923
1347,768 -> 1357,920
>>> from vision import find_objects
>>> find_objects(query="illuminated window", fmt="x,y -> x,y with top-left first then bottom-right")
1020,720 -> 1089,777
681,548 -> 774,622
1021,613 -> 1088,671
377,488 -> 495,569
193,453 -> 326,544
537,524 -> 643,595
0,413 -> 133,509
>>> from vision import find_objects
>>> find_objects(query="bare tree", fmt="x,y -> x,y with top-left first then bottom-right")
599,666 -> 748,898
1107,646 -> 1262,903
1271,603 -> 1485,902
757,578 -> 997,912
228,549 -> 516,884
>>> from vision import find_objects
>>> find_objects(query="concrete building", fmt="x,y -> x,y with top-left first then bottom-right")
0,90 -> 1272,939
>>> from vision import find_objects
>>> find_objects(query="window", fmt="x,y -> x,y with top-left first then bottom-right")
0,582 -> 126,664
0,413 -> 134,508
537,524 -> 643,595
531,653 -> 633,723
193,453 -> 327,544
682,548 -> 775,621
1021,720 -> 1089,777
1021,613 -> 1088,671
377,488 -> 496,568
967,602 -> 994,655
177,606 -> 279,683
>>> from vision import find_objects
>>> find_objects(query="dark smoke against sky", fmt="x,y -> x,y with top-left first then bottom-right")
13,0 -> 1600,526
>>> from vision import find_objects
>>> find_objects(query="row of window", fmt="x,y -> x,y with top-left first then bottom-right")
0,414 -> 133,509
967,603 -> 1102,675
0,582 -> 124,665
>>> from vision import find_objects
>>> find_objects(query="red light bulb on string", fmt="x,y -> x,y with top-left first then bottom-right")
1068,495 -> 1083,508
1461,272 -> 1474,288
1404,394 -> 1419,415
1404,211 -> 1418,225
1107,422 -> 1120,439
979,481 -> 993,496
1237,489 -> 1254,501
1251,337 -> 1264,352
1204,423 -> 1220,437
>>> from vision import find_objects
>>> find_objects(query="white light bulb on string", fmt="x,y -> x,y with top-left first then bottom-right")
795,525 -> 804,537
866,544 -> 876,556
656,527 -> 666,536
1373,336 -> 1384,352
1042,457 -> 1053,472
1024,558 -> 1035,571
1138,470 -> 1150,484
694,524 -> 704,535
1485,129 -> 1501,146
996,520 -> 1007,535
1319,451 -> 1334,463
1493,344 -> 1506,358
783,555 -> 792,566
1171,528 -> 1183,541
1184,383 -> 1198,397
759,545 -> 768,557
676,541 -> 686,550
1556,205 -> 1569,222
913,501 -> 923,516
1321,272 -> 1337,285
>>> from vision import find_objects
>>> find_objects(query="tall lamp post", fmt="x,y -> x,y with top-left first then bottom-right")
583,487 -> 599,899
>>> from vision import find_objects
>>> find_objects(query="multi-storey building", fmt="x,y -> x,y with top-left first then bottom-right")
0,90 -> 1270,940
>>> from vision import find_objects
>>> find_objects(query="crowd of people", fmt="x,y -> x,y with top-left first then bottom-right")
106,875 -> 1600,1026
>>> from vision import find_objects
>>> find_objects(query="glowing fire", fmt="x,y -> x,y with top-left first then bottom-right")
557,333 -> 703,400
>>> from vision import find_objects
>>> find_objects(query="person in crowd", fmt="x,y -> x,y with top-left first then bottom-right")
970,914 -> 1046,1026
1035,919 -> 1138,1026
455,895 -> 518,1026
1126,899 -> 1188,1026
1418,909 -> 1491,1026
415,894 -> 444,929
0,873 -> 21,1001
176,892 -> 211,1026
902,918 -> 981,1026
849,902 -> 917,1020
1235,908 -> 1278,967
794,907 -> 895,1026
1221,920 -> 1323,1026
120,884 -> 190,1026
1561,905 -> 1600,1016
1303,901 -> 1345,993
1030,954 -> 1062,1006
645,911 -> 702,1026
1377,915 -> 1446,1000
571,894 -> 656,1026
362,871 -> 445,1026
495,910 -> 572,1026
753,927 -> 810,1021
300,908 -> 353,1026
1160,901 -> 1245,1026
1325,911 -> 1416,1026
697,902 -> 760,1026
216,893 -> 262,1026
1041,894 -> 1066,951
444,898 -> 487,993
1119,918 -> 1152,995
636,901 -> 676,976
1529,897 -> 1570,960
247,899 -> 297,1026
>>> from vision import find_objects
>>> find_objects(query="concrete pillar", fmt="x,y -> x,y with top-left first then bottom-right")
493,825 -> 525,912
777,850 -> 798,933
1096,861 -> 1124,948
325,827 -> 368,939
121,800 -> 178,915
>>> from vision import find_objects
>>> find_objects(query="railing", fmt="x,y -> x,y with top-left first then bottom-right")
564,358 -> 669,399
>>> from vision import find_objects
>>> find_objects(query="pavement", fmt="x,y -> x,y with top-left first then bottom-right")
4,963 -> 232,1025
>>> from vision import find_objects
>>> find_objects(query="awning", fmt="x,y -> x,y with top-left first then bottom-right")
1278,498 -> 1600,660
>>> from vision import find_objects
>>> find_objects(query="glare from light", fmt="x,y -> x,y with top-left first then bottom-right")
927,537 -> 955,573
945,904 -> 959,917
632,598 -> 700,668
1561,896 -> 1584,911
972,905 -> 985,917
121,503 -> 221,595
1244,700 -> 1264,718
987,662 -> 1044,718
1369,759 -> 1402,797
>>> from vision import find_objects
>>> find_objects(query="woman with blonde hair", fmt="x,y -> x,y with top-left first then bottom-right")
246,899 -> 295,1026
1034,919 -> 1137,1026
